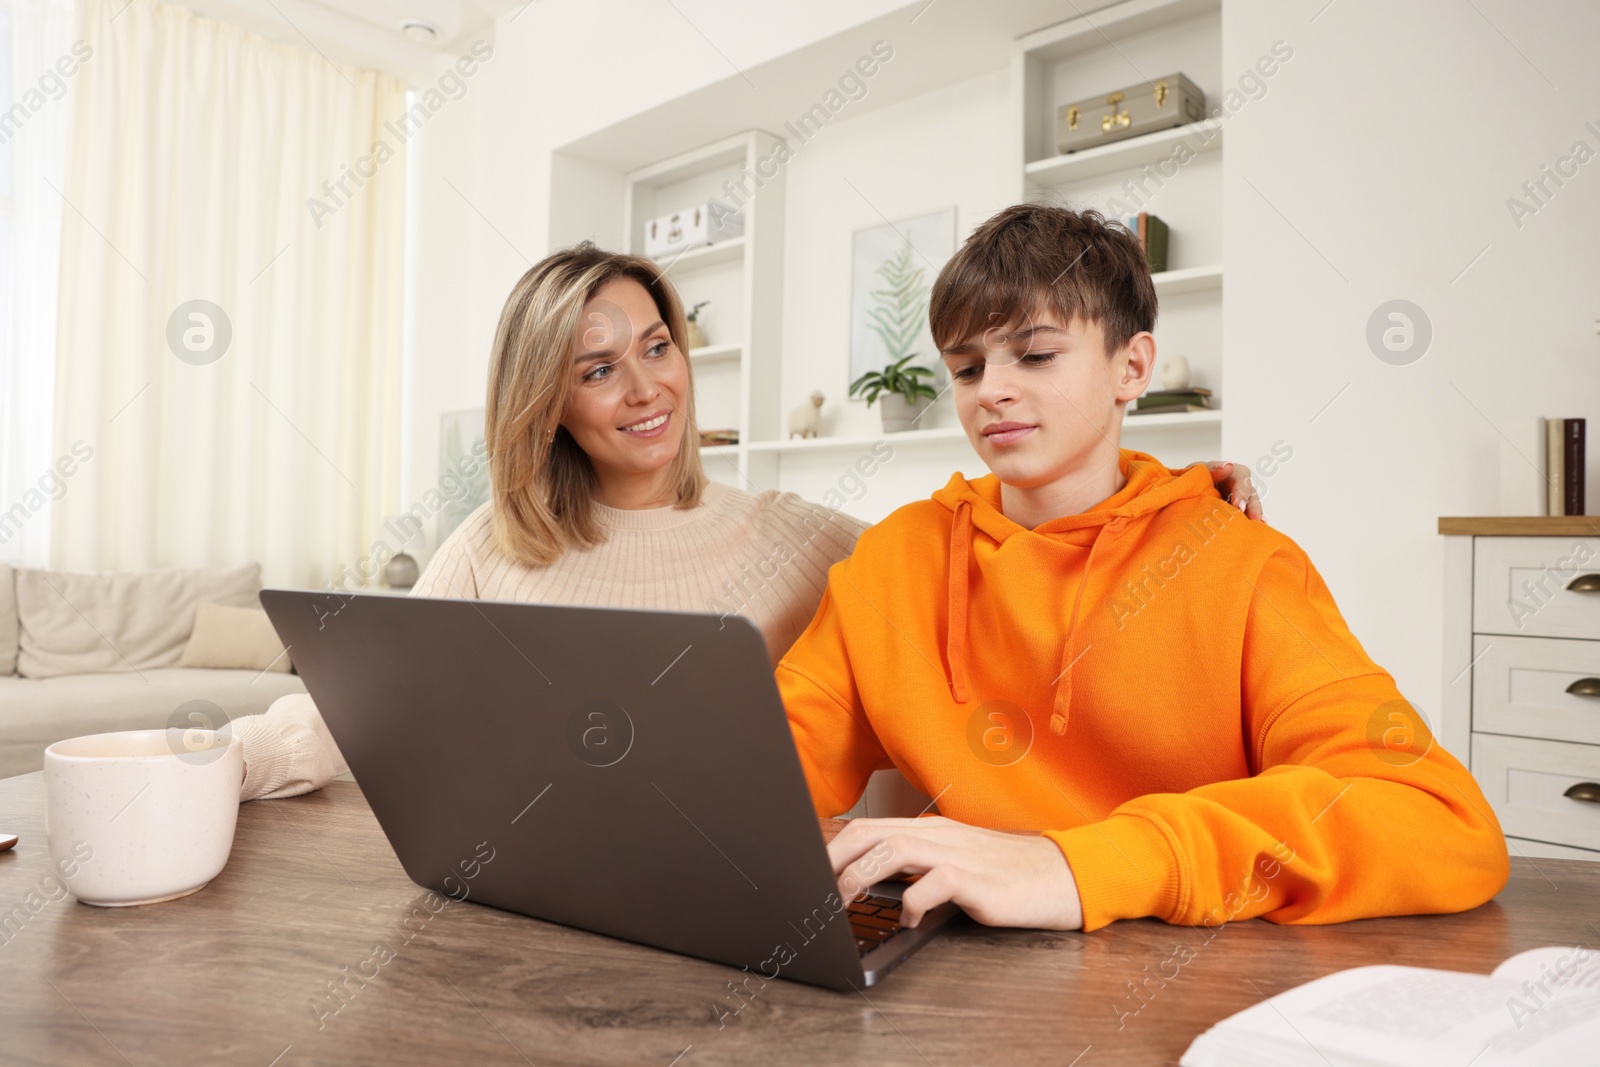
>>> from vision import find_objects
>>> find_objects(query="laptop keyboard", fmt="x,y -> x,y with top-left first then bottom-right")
848,894 -> 907,956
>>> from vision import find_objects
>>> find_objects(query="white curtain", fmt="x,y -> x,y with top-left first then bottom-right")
0,0 -> 73,567
51,0 -> 406,587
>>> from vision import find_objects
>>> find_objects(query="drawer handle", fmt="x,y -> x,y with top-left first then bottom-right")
1565,678 -> 1600,697
1566,574 -> 1600,593
1566,782 -> 1600,804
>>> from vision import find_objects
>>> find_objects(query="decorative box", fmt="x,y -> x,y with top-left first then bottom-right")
643,199 -> 744,259
1056,73 -> 1205,154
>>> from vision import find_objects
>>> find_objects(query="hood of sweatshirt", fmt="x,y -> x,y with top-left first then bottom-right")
930,449 -> 1220,737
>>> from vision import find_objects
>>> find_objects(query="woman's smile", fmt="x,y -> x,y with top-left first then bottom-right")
619,410 -> 672,438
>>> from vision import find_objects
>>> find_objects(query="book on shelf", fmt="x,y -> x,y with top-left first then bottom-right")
1541,417 -> 1586,516
1135,388 -> 1212,414
1547,419 -> 1564,516
1182,945 -> 1600,1067
1565,417 -> 1585,516
1124,212 -> 1169,273
1130,403 -> 1210,415
698,429 -> 738,447
1498,417 -> 1547,516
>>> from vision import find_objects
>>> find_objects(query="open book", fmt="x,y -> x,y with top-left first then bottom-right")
1182,946 -> 1600,1067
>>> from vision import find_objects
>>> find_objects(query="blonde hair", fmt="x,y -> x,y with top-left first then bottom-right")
484,242 -> 708,567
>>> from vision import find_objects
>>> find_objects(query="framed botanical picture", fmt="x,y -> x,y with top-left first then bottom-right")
438,408 -> 490,546
848,206 -> 958,392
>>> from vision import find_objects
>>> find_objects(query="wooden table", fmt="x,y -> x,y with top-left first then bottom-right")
2,773 -> 1597,1067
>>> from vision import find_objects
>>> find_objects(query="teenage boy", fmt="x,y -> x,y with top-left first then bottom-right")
777,204 -> 1508,933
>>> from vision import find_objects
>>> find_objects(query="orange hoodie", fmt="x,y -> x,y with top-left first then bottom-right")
777,450 -> 1509,932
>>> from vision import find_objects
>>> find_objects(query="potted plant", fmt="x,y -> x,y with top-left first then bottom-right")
849,353 -> 938,432
684,301 -> 710,349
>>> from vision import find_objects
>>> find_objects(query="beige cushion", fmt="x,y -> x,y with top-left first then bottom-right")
178,601 -> 291,673
0,564 -> 16,675
16,563 -> 262,679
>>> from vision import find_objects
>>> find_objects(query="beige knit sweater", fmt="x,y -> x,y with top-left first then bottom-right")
232,481 -> 866,801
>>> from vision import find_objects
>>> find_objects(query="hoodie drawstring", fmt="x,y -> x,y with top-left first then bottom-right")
944,488 -> 1126,736
946,500 -> 972,704
1050,520 -> 1118,736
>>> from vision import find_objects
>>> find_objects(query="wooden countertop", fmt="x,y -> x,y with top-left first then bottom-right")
1,774 -> 1596,1066
1439,516 -> 1600,535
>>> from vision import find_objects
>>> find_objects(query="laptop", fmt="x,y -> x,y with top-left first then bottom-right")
259,589 -> 959,991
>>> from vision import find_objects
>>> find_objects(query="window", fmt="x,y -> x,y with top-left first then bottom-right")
0,0 -> 72,566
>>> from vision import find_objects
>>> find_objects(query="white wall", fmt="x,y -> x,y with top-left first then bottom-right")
1223,0 -> 1600,722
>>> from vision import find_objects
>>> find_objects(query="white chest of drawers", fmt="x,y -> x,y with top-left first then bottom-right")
1441,518 -> 1600,861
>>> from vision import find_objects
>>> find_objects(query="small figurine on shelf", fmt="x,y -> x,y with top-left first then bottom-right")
685,301 -> 709,349
788,391 -> 825,439
1160,353 -> 1191,390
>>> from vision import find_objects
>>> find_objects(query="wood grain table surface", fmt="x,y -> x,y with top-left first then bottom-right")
1,772 -> 1597,1067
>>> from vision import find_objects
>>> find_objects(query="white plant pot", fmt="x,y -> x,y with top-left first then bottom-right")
878,393 -> 930,433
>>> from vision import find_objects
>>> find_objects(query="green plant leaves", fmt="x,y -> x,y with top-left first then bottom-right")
850,242 -> 938,408
849,352 -> 937,406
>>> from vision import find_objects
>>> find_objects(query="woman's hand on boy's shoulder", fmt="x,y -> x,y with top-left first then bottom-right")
827,815 -> 1083,931
1207,461 -> 1266,523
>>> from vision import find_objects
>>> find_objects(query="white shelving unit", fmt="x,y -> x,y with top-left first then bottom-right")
1021,118 -> 1222,186
1152,263 -> 1223,296
620,131 -> 786,487
662,236 -> 746,272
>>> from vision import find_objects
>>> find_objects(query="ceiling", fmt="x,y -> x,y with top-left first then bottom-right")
174,0 -> 523,84
556,0 -> 1122,172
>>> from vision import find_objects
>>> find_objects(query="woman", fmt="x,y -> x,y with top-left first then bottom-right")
232,242 -> 1261,801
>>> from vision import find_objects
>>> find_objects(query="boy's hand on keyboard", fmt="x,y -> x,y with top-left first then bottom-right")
827,816 -> 1084,931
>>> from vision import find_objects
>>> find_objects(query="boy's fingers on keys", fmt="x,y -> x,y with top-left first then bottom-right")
835,833 -> 951,901
827,816 -> 928,874
899,865 -> 964,928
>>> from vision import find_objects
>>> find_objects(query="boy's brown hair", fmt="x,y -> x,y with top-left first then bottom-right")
929,204 -> 1158,357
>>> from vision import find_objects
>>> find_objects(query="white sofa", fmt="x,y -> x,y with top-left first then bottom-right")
0,563 -> 306,779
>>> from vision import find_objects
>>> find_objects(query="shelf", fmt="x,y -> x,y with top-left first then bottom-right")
1024,119 -> 1223,186
1021,0 -> 1220,64
1152,264 -> 1222,296
689,342 -> 741,363
1438,517 -> 1600,536
1124,409 -> 1222,429
745,410 -> 1221,455
698,443 -> 741,459
748,426 -> 967,453
628,139 -> 748,188
656,237 -> 744,274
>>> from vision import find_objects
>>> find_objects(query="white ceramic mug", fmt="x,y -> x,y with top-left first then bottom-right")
43,728 -> 242,906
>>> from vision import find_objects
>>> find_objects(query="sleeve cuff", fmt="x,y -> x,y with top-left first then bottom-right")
233,714 -> 300,800
1044,813 -> 1185,931
232,694 -> 346,801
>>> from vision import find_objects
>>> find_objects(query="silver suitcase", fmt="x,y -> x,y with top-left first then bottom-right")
1057,73 -> 1205,154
